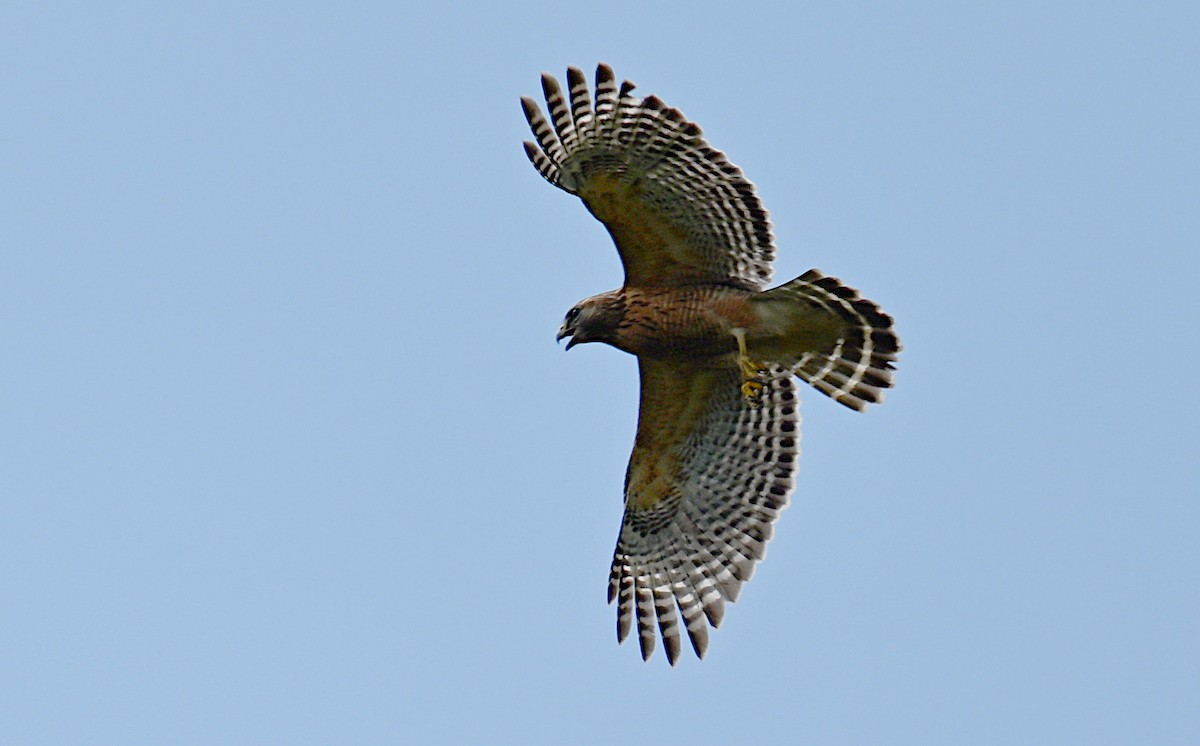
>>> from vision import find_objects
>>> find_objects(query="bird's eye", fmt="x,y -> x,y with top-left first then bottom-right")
567,307 -> 582,322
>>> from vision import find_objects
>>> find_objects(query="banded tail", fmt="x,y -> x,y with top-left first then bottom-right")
753,270 -> 900,411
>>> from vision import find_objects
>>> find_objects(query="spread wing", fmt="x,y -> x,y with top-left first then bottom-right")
521,64 -> 776,291
608,359 -> 800,664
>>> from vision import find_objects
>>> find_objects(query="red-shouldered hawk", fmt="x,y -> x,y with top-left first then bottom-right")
522,64 -> 900,664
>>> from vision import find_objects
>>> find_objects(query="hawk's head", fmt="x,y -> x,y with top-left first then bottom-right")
557,291 -> 622,350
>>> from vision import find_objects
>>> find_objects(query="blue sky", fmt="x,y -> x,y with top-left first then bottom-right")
2,1 -> 1197,743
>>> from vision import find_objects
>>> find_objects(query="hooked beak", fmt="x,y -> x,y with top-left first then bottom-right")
556,324 -> 578,350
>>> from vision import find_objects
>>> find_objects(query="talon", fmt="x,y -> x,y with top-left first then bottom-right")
732,328 -> 766,405
741,379 -> 764,401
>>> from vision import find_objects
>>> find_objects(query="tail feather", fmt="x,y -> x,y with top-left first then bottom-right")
757,269 -> 900,411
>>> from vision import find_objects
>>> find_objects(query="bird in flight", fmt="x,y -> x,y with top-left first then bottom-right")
521,64 -> 900,664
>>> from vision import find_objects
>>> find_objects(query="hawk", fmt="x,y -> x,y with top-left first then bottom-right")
521,64 -> 900,664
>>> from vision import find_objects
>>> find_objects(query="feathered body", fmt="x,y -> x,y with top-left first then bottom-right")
523,64 -> 900,663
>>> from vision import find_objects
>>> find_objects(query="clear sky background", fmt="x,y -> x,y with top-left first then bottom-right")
3,1 -> 1197,744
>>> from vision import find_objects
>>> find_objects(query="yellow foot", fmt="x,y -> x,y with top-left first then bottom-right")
732,328 -> 766,406
741,378 -> 764,401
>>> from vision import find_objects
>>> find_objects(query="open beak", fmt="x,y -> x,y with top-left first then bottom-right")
556,325 -> 578,350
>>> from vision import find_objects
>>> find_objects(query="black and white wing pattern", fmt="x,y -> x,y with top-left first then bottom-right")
521,64 -> 776,291
609,360 -> 800,664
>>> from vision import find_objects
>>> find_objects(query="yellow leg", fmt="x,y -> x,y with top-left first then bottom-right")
732,328 -> 765,404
